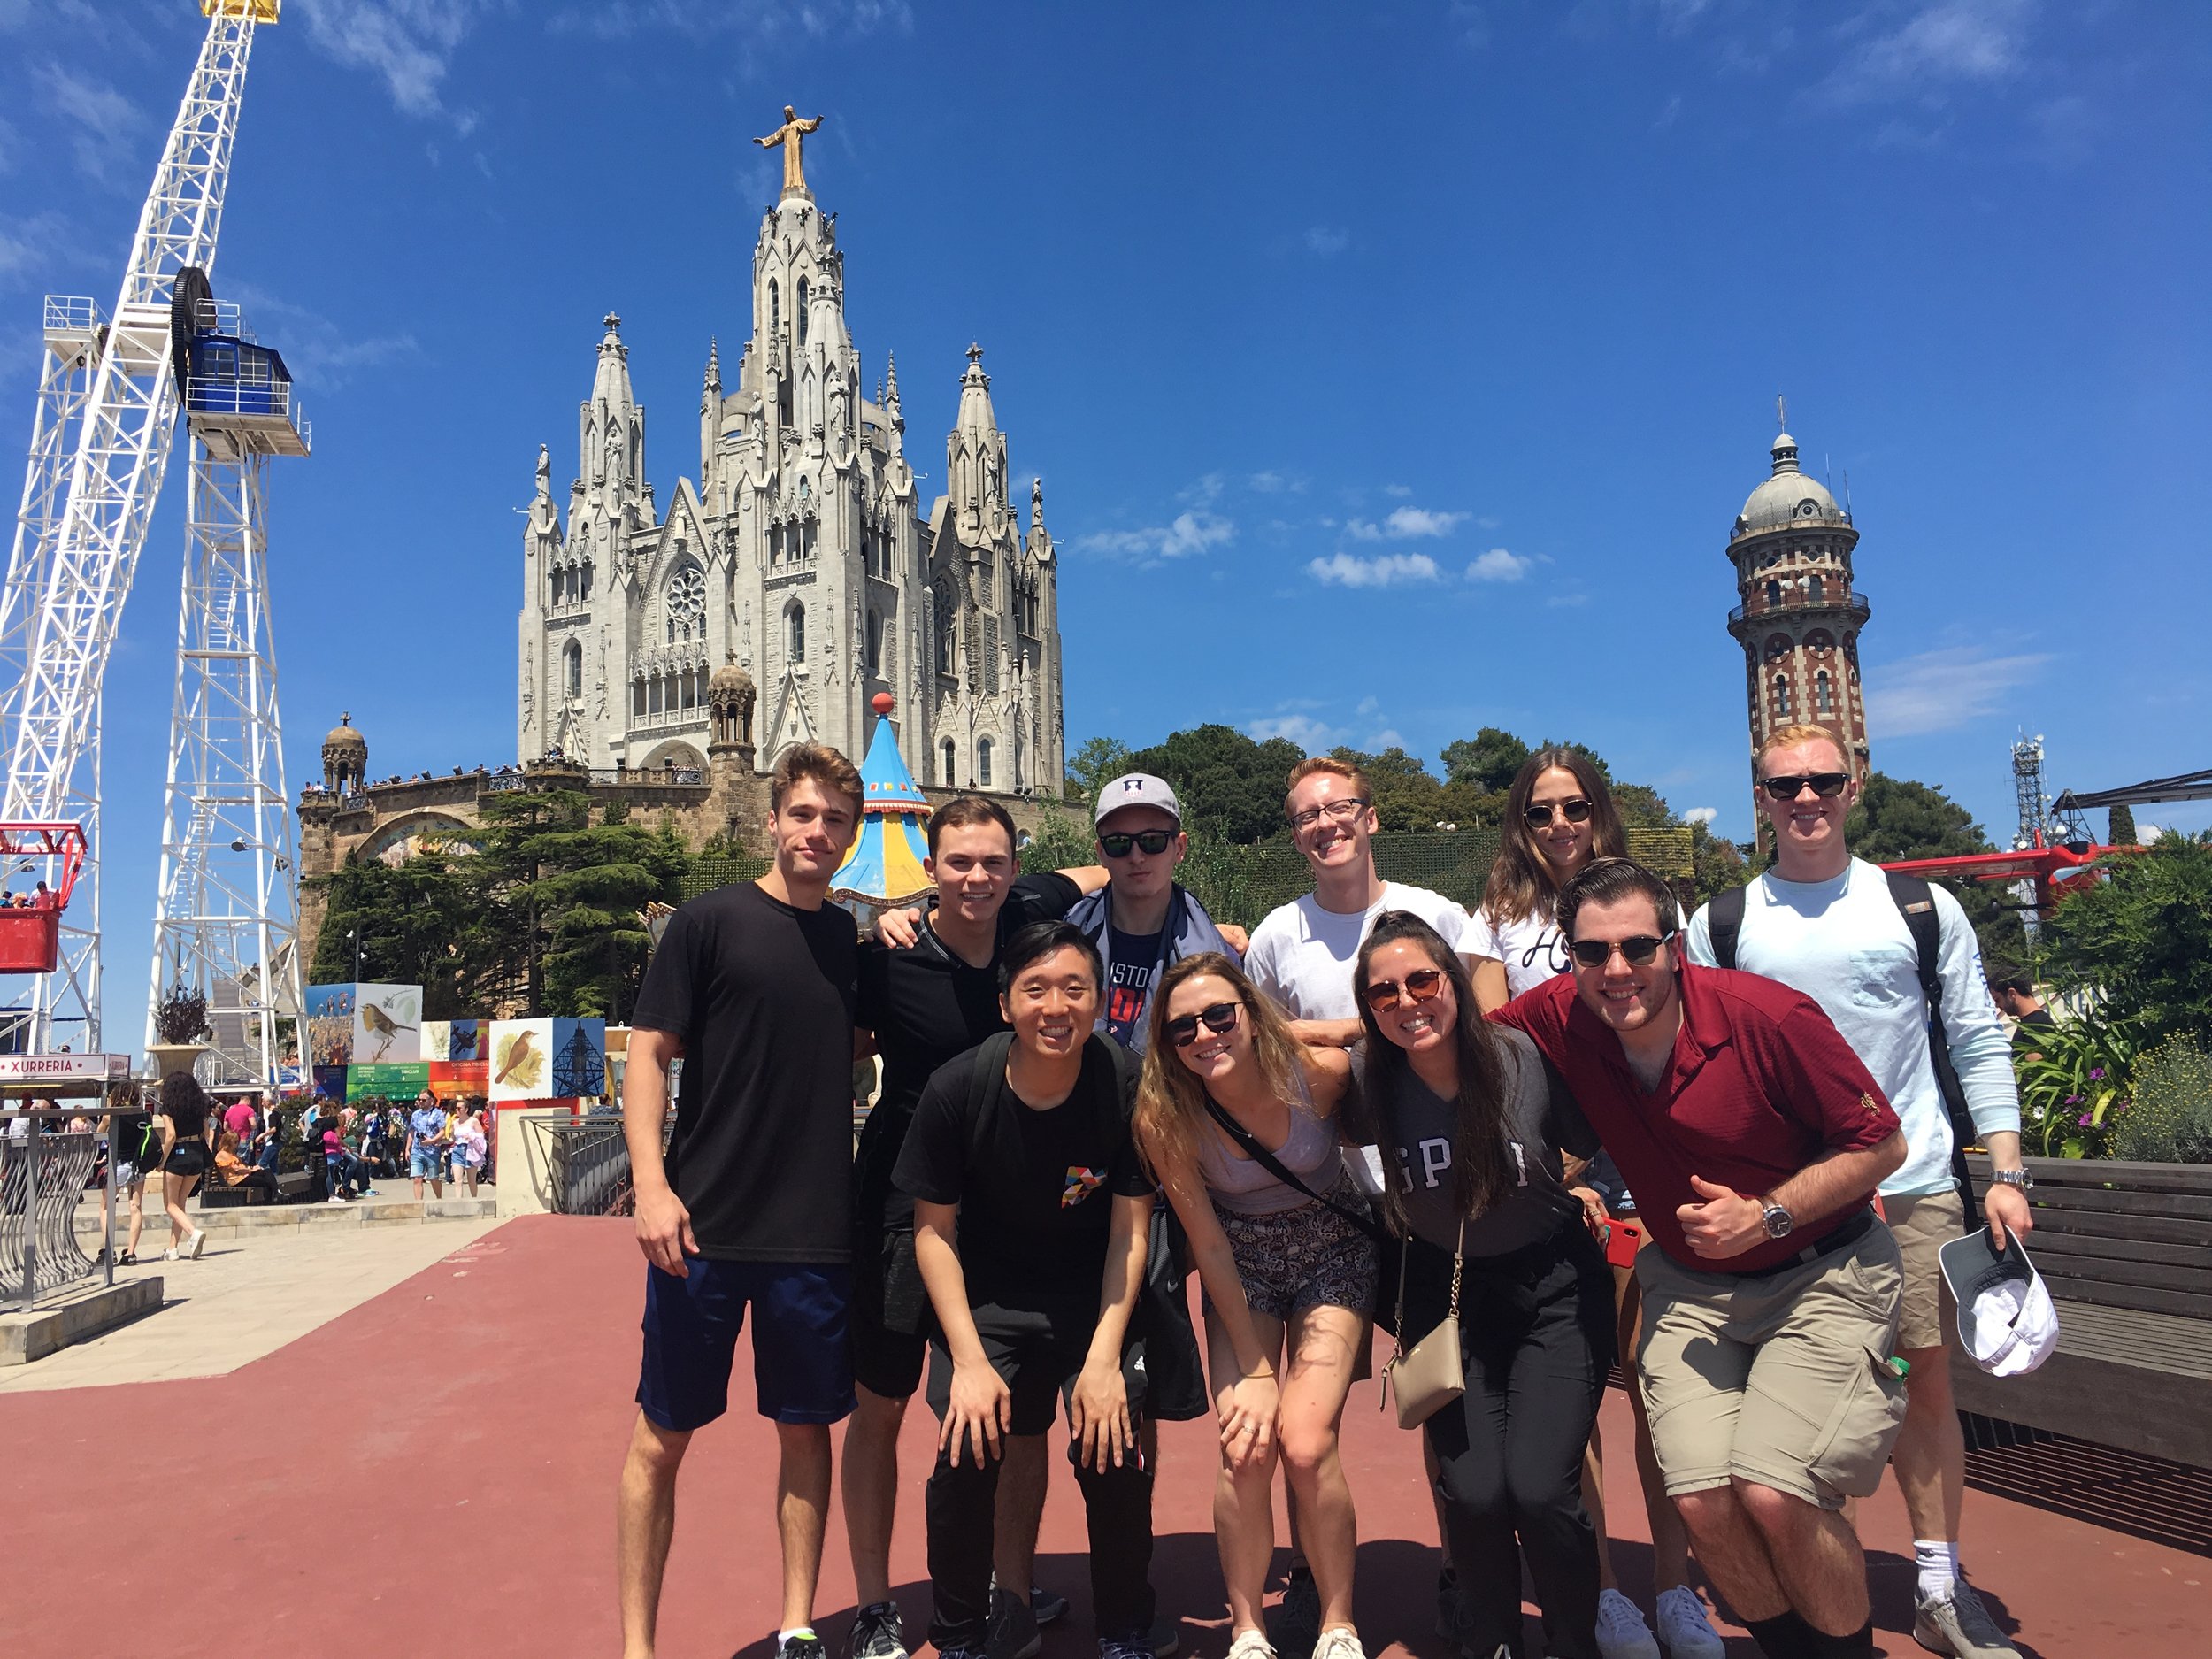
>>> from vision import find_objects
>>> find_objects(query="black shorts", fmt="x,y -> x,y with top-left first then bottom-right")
636,1258 -> 856,1431
926,1299 -> 1149,1439
163,1141 -> 210,1179
851,1228 -> 930,1400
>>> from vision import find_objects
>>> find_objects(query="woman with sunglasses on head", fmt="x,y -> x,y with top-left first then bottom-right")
1465,751 -> 1724,1659
1349,911 -> 1613,1659
1135,955 -> 1377,1659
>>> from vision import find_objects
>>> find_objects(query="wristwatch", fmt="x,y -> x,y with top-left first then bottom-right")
1990,1168 -> 2035,1191
1760,1199 -> 1795,1240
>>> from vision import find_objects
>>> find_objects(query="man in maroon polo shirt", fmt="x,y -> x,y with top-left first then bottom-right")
1492,858 -> 1908,1659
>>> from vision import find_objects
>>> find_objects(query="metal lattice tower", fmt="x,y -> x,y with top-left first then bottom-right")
2012,733 -> 2048,947
0,5 -> 273,1053
146,298 -> 307,1080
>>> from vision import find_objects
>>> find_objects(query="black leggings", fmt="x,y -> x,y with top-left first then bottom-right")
1415,1228 -> 1614,1659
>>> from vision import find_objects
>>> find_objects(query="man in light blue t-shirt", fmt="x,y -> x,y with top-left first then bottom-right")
405,1094 -> 449,1201
1686,726 -> 2032,1659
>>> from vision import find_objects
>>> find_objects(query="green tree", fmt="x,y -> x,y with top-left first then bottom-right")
1064,735 -> 1133,806
1440,727 -> 1531,793
1125,724 -> 1305,843
1330,744 -> 1445,831
308,849 -> 479,1017
2107,803 -> 2138,847
2044,832 -> 2212,1047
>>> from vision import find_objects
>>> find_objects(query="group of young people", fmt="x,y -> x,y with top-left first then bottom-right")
613,725 -> 2033,1659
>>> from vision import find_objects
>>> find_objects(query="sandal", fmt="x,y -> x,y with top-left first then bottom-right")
117,1249 -> 138,1266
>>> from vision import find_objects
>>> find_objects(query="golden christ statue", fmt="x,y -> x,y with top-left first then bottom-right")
755,104 -> 826,198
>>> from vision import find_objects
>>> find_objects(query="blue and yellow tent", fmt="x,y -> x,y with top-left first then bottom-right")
830,706 -> 933,907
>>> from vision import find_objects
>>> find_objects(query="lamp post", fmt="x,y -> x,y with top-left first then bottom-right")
348,928 -> 361,982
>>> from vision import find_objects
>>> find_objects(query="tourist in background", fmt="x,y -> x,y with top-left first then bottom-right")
1136,954 -> 1374,1659
153,1071 -> 212,1261
99,1085 -> 157,1267
450,1102 -> 488,1197
406,1092 -> 449,1201
1352,912 -> 1613,1659
213,1130 -> 279,1199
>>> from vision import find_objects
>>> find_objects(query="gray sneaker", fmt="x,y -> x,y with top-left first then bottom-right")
848,1601 -> 906,1659
1270,1566 -> 1318,1659
988,1587 -> 1042,1659
1031,1588 -> 1070,1628
1914,1583 -> 2021,1658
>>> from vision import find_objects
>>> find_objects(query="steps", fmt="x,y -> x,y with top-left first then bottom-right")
76,1194 -> 497,1242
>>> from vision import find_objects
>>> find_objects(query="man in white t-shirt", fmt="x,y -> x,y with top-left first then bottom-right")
1244,756 -> 1474,1048
1684,726 -> 2031,1659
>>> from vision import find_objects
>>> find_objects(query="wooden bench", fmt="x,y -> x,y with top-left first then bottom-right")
1951,1154 -> 2212,1470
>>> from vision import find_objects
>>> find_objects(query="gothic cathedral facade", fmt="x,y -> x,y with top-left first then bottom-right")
517,163 -> 1066,797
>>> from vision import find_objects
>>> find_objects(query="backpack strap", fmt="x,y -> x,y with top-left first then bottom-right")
965,1031 -> 1017,1164
1707,882 -> 1747,972
1881,869 -> 1978,1210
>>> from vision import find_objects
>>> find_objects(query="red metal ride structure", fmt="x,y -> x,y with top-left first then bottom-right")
0,823 -> 88,973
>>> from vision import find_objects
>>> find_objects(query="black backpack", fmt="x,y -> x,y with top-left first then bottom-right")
1704,870 -> 1978,1210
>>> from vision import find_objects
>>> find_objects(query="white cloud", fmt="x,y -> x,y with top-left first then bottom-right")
1819,0 -> 2034,105
1864,644 -> 2053,736
1382,482 -> 1413,498
1684,806 -> 1719,827
295,0 -> 491,127
1467,547 -> 1532,582
1653,93 -> 1683,130
1303,226 -> 1349,256
1347,505 -> 1469,541
1309,552 -> 1440,588
227,285 -> 419,391
1248,713 -> 1341,752
38,63 -> 146,181
1367,727 -> 1406,749
1355,695 -> 1380,716
1076,511 -> 1233,562
1545,591 -> 1589,607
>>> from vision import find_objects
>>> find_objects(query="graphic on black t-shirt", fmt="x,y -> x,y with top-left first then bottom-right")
1062,1164 -> 1107,1208
1103,923 -> 1165,1046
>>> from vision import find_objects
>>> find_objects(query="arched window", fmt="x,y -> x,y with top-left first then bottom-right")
796,277 -> 810,346
1773,674 -> 1793,720
664,564 -> 705,646
564,639 -> 582,700
633,679 -> 645,718
978,738 -> 994,789
580,561 -> 593,602
933,580 -> 957,674
768,279 -> 780,341
1765,579 -> 1782,609
680,672 -> 695,710
649,676 -> 663,715
787,603 -> 805,664
941,740 -> 956,787
1815,669 -> 1834,714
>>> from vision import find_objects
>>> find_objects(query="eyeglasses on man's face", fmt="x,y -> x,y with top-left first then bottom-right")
1522,797 -> 1594,828
1758,772 -> 1850,801
1290,796 -> 1371,832
1099,828 -> 1175,858
1568,933 -> 1676,969
1360,966 -> 1447,1012
1164,1001 -> 1241,1048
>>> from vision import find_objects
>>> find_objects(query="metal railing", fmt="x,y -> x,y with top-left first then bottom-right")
1727,588 -> 1871,626
2,1112 -> 111,1312
521,1110 -> 645,1217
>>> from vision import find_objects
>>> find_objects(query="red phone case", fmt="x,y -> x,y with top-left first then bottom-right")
1604,1214 -> 1647,1270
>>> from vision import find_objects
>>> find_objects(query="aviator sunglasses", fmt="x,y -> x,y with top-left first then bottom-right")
1522,797 -> 1594,828
1568,933 -> 1676,968
1759,772 -> 1850,801
1164,1001 -> 1241,1048
1360,966 -> 1448,1011
1099,828 -> 1176,857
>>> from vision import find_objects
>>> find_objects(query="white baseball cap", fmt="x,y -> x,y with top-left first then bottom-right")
1095,772 -> 1182,828
1939,1228 -> 2060,1377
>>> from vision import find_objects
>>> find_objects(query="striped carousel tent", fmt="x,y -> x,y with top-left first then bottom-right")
830,694 -> 933,907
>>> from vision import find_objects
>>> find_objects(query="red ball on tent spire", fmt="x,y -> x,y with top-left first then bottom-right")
871,692 -> 895,716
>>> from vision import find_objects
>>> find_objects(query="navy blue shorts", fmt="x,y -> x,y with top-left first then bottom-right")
636,1258 -> 856,1431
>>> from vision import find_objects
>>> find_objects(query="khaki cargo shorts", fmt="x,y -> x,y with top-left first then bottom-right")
1881,1187 -> 1965,1352
1636,1217 -> 1908,1510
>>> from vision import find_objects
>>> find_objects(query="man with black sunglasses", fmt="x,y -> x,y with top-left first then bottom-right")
1064,773 -> 1243,1054
1491,856 -> 1909,1659
1685,726 -> 2029,1659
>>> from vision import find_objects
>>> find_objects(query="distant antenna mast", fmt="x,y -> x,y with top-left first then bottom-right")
1777,393 -> 1786,431
2011,733 -> 2049,947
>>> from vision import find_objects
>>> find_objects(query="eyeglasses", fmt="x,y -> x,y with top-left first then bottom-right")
1360,967 -> 1448,1011
1522,798 -> 1594,828
1759,772 -> 1850,801
1099,828 -> 1175,858
1568,933 -> 1676,968
1164,1001 -> 1241,1048
1289,797 -> 1371,831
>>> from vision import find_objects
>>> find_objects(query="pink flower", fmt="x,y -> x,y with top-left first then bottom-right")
2077,1113 -> 2094,1126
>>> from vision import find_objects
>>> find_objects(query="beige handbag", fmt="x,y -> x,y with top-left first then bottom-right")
1380,1220 -> 1465,1430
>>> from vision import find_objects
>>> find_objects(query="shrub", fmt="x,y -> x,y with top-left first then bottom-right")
2016,1013 -> 2140,1158
2110,1036 -> 2212,1164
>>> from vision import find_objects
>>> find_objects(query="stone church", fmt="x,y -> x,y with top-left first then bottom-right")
517,117 -> 1066,796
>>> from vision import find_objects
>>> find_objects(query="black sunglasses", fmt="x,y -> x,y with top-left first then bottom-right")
1759,772 -> 1850,801
1522,797 -> 1594,828
1164,1001 -> 1241,1048
1099,828 -> 1176,858
1568,933 -> 1676,968
1361,967 -> 1448,1011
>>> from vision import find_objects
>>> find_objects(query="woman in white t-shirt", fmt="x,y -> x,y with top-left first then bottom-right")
1463,748 -> 1625,1013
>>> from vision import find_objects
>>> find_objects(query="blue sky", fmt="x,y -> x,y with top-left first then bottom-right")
0,0 -> 2206,1031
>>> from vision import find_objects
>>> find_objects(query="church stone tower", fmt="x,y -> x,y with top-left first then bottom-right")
1724,416 -> 1870,836
517,111 -> 1064,794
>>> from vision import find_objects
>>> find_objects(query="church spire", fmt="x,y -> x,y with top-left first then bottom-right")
583,311 -> 644,513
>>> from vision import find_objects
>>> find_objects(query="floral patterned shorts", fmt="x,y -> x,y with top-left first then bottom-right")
1207,1179 -> 1380,1322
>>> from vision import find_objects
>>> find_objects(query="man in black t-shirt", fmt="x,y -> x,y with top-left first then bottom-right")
615,743 -> 865,1659
844,796 -> 1102,1659
896,920 -> 1157,1659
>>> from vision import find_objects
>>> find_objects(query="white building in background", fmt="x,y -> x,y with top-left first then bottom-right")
517,131 -> 1065,796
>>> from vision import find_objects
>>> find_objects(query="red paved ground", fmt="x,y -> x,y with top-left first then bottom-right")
3,1216 -> 2201,1657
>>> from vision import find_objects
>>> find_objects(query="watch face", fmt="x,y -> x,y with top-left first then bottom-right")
1763,1205 -> 1794,1239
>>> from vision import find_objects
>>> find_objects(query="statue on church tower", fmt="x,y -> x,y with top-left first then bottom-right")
755,105 -> 825,199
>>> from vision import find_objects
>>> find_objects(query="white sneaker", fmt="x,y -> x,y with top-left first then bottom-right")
1594,1588 -> 1660,1659
160,1247 -> 179,1262
187,1229 -> 206,1259
1308,1630 -> 1363,1659
1226,1632 -> 1277,1659
1654,1587 -> 1724,1659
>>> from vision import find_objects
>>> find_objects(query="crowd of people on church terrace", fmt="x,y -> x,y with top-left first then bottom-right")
613,731 -> 2036,1659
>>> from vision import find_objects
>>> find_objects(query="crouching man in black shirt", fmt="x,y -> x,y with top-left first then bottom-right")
896,920 -> 1159,1659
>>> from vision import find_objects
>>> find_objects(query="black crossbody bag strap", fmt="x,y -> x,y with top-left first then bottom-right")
1708,881 -> 1746,971
1200,1094 -> 1392,1246
1882,870 -> 1978,1212
965,1032 -> 1017,1160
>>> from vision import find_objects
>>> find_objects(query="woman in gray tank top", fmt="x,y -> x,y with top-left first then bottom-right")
1134,953 -> 1378,1659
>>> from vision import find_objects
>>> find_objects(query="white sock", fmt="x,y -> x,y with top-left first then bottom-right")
778,1630 -> 817,1648
1915,1540 -> 1959,1601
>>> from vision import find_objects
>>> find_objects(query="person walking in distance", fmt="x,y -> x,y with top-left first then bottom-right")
405,1092 -> 449,1202
1493,858 -> 1910,1659
99,1085 -> 157,1266
1686,726 -> 2033,1659
897,922 -> 1159,1659
1136,954 -> 1375,1659
614,744 -> 867,1659
1466,750 -> 1724,1659
151,1072 -> 213,1261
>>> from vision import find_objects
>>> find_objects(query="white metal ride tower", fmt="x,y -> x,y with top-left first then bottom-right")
145,274 -> 307,1082
0,3 -> 276,1054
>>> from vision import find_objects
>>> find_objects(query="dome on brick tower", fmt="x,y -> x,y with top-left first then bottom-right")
322,712 -> 368,792
710,662 -> 756,697
1736,427 -> 1844,536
